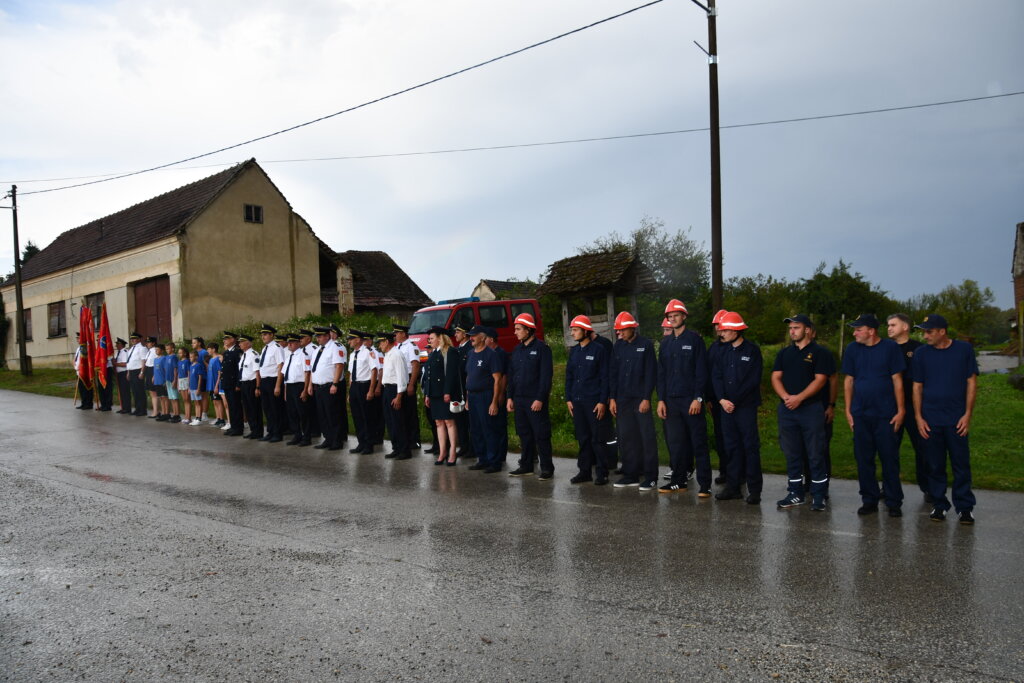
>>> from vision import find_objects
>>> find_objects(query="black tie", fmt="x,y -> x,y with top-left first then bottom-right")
352,348 -> 358,381
285,352 -> 293,380
259,346 -> 267,367
311,346 -> 325,373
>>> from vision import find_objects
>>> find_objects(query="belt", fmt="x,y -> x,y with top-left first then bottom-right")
383,383 -> 397,387
314,382 -> 333,388
352,380 -> 370,384
285,381 -> 305,385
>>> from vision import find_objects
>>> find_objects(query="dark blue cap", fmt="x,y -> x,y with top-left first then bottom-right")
784,314 -> 815,328
848,313 -> 879,328
915,314 -> 949,330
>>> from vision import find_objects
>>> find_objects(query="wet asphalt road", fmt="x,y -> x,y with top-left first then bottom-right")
1,390 -> 1022,682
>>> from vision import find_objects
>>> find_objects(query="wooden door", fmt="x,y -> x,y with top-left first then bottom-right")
133,275 -> 171,341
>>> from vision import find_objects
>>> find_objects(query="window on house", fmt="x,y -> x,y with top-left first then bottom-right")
22,309 -> 32,342
48,301 -> 67,338
244,204 -> 264,223
84,291 -> 105,313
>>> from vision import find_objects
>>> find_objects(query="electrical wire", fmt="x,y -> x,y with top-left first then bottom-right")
7,90 -> 1020,185
15,0 -> 665,196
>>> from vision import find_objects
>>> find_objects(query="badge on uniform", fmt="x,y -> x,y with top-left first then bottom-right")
585,355 -> 594,360
530,350 -> 537,356
741,356 -> 750,362
637,347 -> 645,352
682,345 -> 692,350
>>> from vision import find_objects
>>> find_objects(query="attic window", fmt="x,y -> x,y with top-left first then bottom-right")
244,204 -> 264,223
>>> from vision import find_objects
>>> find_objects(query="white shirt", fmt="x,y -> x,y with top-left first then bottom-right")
145,346 -> 158,367
257,341 -> 285,378
239,348 -> 260,381
332,340 -> 348,381
349,346 -> 379,382
382,347 -> 411,392
283,347 -> 310,383
309,342 -> 340,385
74,347 -> 85,371
398,340 -> 420,369
125,343 -> 145,371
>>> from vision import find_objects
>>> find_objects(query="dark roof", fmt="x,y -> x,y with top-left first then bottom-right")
479,278 -> 537,298
16,160 -> 256,283
337,250 -> 433,310
536,249 -> 658,297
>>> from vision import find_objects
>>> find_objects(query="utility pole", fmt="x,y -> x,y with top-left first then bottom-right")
692,0 -> 723,311
6,185 -> 30,375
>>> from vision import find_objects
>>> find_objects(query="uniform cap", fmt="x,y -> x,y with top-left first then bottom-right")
569,315 -> 593,331
147,336 -> 158,344
286,333 -> 301,343
115,337 -> 127,345
613,311 -> 639,330
129,331 -> 141,339
718,311 -> 748,331
485,327 -> 499,340
427,326 -> 450,336
238,334 -> 253,342
222,331 -> 237,340
329,324 -> 342,335
275,334 -> 287,342
664,299 -> 689,315
468,325 -> 488,336
374,332 -> 388,342
784,314 -> 815,328
392,324 -> 410,333
313,326 -> 331,335
260,324 -> 277,334
847,313 -> 880,329
453,324 -> 470,334
711,309 -> 728,326
298,329 -> 314,337
513,313 -> 537,329
347,329 -> 361,339
915,314 -> 949,330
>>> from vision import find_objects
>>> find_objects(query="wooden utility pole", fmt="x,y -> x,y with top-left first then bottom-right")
692,0 -> 723,311
7,185 -> 30,375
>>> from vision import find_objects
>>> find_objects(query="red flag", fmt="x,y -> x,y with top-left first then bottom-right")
93,303 -> 113,387
77,306 -> 94,390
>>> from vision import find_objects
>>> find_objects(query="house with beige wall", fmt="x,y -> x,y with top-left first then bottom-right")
1,159 -> 331,368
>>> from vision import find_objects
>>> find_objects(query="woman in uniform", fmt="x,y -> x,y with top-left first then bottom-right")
423,326 -> 462,466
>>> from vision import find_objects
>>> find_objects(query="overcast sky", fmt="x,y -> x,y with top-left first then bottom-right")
1,0 -> 1021,310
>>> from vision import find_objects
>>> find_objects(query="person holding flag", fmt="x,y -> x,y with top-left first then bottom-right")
74,331 -> 94,410
93,304 -> 115,411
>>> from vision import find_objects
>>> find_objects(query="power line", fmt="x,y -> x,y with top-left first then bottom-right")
9,90 -> 1020,184
17,0 -> 664,197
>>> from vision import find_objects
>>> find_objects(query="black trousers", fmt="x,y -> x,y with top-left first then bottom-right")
98,368 -> 114,409
349,380 -> 371,448
456,409 -> 472,456
403,386 -> 421,447
77,378 -> 94,408
710,400 -> 728,475
382,384 -> 411,455
314,384 -> 342,448
368,393 -> 384,444
663,398 -> 711,489
240,380 -> 263,437
334,376 -> 347,440
116,371 -> 130,411
130,370 -> 147,414
616,397 -> 658,482
224,383 -> 244,431
513,398 -> 553,473
285,382 -> 309,441
259,377 -> 281,439
570,399 -> 611,478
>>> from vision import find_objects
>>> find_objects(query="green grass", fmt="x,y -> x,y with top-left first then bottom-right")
3,365 -> 1022,492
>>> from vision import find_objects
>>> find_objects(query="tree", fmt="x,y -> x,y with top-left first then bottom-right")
938,279 -> 995,337
578,216 -> 710,305
798,260 -> 896,334
723,274 -> 801,344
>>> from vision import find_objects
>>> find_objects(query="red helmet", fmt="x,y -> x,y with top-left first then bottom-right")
711,309 -> 728,326
513,313 -> 537,329
613,311 -> 639,330
718,311 -> 748,331
664,299 -> 688,315
661,318 -> 672,328
569,315 -> 593,331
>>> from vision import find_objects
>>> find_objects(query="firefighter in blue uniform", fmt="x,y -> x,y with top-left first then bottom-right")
220,332 -> 244,436
565,315 -> 612,485
506,313 -> 555,479
711,312 -> 763,503
706,309 -> 730,484
609,311 -> 659,490
464,325 -> 505,473
657,299 -> 712,497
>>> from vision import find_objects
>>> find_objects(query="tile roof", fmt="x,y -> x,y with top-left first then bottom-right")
337,250 -> 433,310
15,160 -> 254,283
536,249 -> 658,297
478,279 -> 537,298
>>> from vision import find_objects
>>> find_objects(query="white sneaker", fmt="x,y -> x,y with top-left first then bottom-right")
190,418 -> 201,426
221,423 -> 232,431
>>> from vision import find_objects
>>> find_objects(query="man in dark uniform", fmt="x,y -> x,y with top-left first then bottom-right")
657,299 -> 711,497
453,324 -> 474,459
507,313 -> 555,480
887,313 -> 930,502
238,334 -> 263,439
125,332 -> 147,416
348,330 -> 379,454
772,314 -> 835,511
706,309 -> 730,484
842,313 -> 906,517
565,315 -> 612,485
379,332 -> 413,459
609,311 -> 659,490
113,337 -> 130,413
590,329 -> 619,474
465,325 -> 505,473
220,332 -> 244,436
255,324 -> 285,443
912,314 -> 979,524
711,312 -> 763,503
484,327 -> 509,467
298,329 -> 322,444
